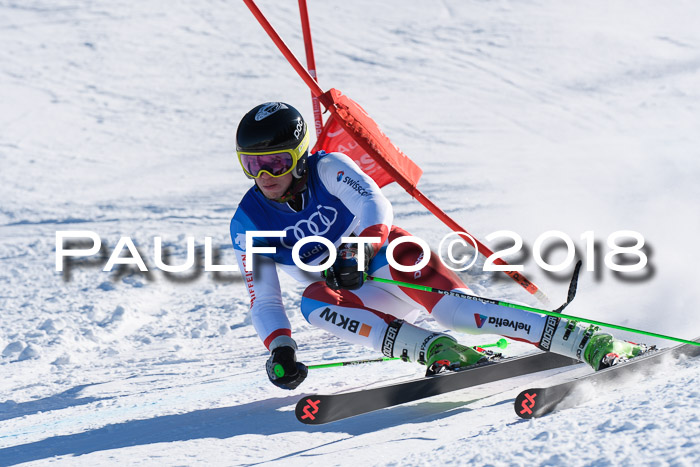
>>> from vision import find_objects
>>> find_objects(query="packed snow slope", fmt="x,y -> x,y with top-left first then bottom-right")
2,0 -> 700,465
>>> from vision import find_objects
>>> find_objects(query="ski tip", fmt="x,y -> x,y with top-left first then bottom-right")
514,388 -> 543,419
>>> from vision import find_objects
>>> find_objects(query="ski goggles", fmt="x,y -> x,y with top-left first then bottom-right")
237,130 -> 310,179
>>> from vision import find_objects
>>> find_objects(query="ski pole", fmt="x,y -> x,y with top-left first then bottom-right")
365,265 -> 700,348
272,357 -> 401,377
367,260 -> 583,317
272,357 -> 400,377
271,339 -> 512,376
305,339 -> 509,370
275,265 -> 576,377
308,357 -> 400,370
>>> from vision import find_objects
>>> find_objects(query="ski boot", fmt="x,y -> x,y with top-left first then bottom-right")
583,333 -> 649,370
381,319 -> 488,375
424,336 -> 492,375
544,319 -> 648,370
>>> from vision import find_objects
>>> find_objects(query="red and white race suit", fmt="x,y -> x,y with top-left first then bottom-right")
231,151 -> 548,353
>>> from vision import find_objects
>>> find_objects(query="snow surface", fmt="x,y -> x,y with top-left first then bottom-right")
2,0 -> 700,465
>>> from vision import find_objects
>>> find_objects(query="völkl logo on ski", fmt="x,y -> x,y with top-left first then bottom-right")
301,398 -> 321,421
519,392 -> 537,416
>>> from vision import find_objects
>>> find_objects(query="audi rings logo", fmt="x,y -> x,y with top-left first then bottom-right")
280,205 -> 339,248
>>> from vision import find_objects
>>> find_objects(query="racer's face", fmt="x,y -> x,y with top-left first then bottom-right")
255,171 -> 294,200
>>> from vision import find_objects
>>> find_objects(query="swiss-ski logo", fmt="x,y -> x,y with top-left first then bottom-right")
474,314 -> 488,328
339,175 -> 370,196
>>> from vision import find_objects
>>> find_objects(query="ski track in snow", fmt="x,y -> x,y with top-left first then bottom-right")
2,0 -> 700,465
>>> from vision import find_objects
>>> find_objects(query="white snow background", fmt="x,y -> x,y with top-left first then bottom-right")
1,0 -> 700,465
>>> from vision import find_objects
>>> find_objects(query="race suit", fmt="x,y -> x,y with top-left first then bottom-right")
230,151 -> 548,353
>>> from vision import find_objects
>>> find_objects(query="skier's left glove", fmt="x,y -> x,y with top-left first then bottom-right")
266,346 -> 308,390
324,242 -> 374,290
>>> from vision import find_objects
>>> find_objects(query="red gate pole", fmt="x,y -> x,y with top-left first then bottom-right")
243,0 -> 323,97
298,0 -> 324,137
242,0 -> 551,306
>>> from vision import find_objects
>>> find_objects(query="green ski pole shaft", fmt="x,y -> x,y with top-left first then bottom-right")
305,339 -> 508,372
513,307 -> 700,347
273,339 -> 512,377
272,358 -> 402,378
308,357 -> 400,370
365,272 -> 700,348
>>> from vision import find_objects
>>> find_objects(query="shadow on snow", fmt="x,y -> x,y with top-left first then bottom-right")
0,385 -> 112,423
0,393 -> 483,466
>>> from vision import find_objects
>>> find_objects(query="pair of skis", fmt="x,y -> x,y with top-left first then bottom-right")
295,350 -> 577,424
293,260 -> 700,424
295,337 -> 700,425
296,260 -> 585,425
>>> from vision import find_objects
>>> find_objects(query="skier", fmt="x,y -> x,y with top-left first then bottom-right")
230,102 -> 644,390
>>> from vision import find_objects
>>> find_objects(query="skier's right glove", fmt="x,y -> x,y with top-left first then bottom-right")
265,346 -> 308,390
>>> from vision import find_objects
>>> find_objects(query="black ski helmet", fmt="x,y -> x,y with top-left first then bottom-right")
236,102 -> 309,179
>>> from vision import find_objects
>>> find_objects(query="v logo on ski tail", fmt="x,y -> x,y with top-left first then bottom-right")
295,396 -> 328,425
299,398 -> 321,421
515,391 -> 539,418
474,313 -> 488,328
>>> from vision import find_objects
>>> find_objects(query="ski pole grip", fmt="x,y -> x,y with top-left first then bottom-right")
273,363 -> 285,378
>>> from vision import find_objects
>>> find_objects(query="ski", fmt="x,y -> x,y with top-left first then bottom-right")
295,351 -> 580,424
514,336 -> 700,419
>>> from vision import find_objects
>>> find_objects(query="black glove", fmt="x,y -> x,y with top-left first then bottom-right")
266,346 -> 308,390
324,242 -> 374,290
